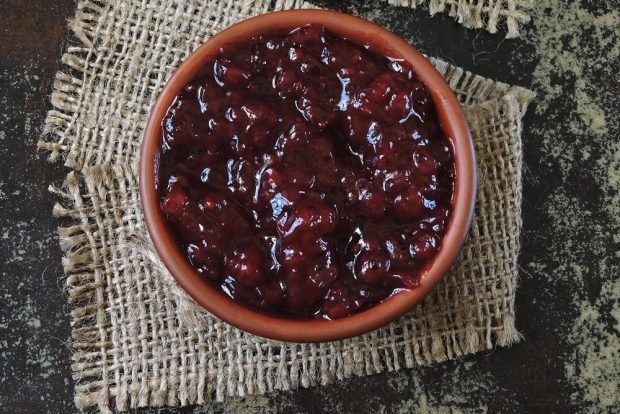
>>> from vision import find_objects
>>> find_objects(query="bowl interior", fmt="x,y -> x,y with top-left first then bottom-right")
140,9 -> 476,342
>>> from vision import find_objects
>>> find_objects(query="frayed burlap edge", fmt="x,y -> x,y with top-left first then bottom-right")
384,0 -> 533,38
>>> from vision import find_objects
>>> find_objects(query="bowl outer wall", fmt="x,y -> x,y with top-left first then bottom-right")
139,9 -> 477,342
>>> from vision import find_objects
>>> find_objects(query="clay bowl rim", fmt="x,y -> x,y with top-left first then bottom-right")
140,9 -> 476,343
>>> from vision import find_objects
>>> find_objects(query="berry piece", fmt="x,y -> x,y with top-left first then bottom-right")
160,185 -> 189,217
322,285 -> 364,319
225,239 -> 267,287
257,282 -> 286,307
355,251 -> 390,286
385,90 -> 412,122
366,73 -> 394,104
283,272 -> 322,315
277,194 -> 338,240
197,82 -> 225,115
214,58 -> 250,86
358,186 -> 387,218
409,233 -> 438,261
413,149 -> 438,175
382,171 -> 411,195
187,244 -> 223,282
393,188 -> 425,219
385,237 -> 409,263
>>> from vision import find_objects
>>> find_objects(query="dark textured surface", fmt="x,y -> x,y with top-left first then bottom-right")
1,0 -> 618,413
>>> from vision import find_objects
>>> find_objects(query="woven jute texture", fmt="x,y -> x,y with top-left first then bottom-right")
384,0 -> 532,38
40,0 -> 535,412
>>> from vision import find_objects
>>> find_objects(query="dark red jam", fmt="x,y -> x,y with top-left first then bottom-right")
158,25 -> 454,320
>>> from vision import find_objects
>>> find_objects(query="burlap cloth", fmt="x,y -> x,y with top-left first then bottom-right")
39,0 -> 535,412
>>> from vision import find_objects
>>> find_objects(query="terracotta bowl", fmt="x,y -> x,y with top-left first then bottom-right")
140,9 -> 476,342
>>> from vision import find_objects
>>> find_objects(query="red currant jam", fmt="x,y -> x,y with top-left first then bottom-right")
158,25 -> 454,320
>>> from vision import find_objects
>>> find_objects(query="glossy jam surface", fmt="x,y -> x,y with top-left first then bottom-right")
158,25 -> 454,319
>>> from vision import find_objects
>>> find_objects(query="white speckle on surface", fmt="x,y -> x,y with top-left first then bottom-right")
26,318 -> 41,328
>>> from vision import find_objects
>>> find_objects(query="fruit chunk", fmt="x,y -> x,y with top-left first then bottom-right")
225,239 -> 267,287
355,251 -> 390,286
